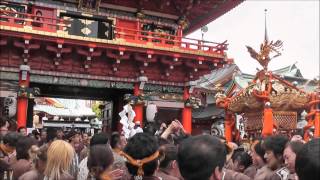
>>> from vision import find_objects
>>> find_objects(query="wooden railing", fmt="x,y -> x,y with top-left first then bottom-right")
0,9 -> 228,54
0,9 -> 68,32
115,27 -> 228,54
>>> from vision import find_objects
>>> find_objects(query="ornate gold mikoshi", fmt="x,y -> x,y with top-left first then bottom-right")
215,10 -> 317,138
228,77 -> 309,113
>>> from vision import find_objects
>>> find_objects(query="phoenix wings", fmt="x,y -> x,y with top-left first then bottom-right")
246,40 -> 283,70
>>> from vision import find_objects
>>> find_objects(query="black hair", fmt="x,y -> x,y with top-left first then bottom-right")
285,141 -> 304,154
90,133 -> 108,147
177,135 -> 227,180
16,136 -> 38,160
124,133 -> 159,176
3,132 -> 21,147
159,144 -> 177,169
17,126 -> 26,132
292,129 -> 304,137
0,117 -> 8,128
262,135 -> 288,158
143,123 -> 158,136
172,131 -> 190,145
87,144 -> 114,180
110,132 -> 120,149
7,119 -> 17,132
28,133 -> 35,138
253,141 -> 266,163
295,138 -> 320,180
32,129 -> 40,136
65,130 -> 79,141
158,137 -> 170,146
46,127 -> 57,143
231,148 -> 244,162
233,151 -> 253,169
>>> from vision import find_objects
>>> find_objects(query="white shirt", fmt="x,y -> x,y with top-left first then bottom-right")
77,157 -> 89,180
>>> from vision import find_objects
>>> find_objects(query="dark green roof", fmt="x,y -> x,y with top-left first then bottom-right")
272,63 -> 303,78
195,63 -> 317,93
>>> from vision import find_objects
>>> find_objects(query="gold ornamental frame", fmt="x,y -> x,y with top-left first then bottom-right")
243,111 -> 297,132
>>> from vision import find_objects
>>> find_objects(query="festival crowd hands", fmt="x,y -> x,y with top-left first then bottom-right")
0,117 -> 319,180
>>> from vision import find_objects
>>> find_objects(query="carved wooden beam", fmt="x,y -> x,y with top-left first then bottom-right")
46,45 -> 72,54
160,56 -> 182,66
76,48 -> 89,56
13,39 -> 40,64
106,50 -> 130,60
107,49 -> 131,73
13,41 -> 38,50
46,42 -> 72,66
134,53 -> 157,62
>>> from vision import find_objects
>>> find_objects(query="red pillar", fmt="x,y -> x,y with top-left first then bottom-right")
313,92 -> 320,138
182,87 -> 192,134
314,111 -> 320,138
262,107 -> 273,137
134,83 -> 143,126
225,112 -> 234,142
304,93 -> 319,140
16,65 -> 30,129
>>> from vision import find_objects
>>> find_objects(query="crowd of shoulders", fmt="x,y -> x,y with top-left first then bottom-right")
0,117 -> 319,180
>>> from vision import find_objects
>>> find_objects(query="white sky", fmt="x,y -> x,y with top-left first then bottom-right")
187,0 -> 319,79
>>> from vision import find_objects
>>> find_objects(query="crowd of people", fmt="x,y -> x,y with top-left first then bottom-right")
0,117 -> 319,180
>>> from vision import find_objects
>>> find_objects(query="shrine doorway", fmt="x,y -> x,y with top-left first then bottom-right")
29,82 -> 131,132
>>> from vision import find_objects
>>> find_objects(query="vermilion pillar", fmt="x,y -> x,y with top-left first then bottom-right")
134,83 -> 143,127
314,110 -> 320,138
313,92 -> 320,138
16,65 -> 30,129
182,87 -> 192,134
304,93 -> 319,140
262,107 -> 273,137
224,112 -> 234,142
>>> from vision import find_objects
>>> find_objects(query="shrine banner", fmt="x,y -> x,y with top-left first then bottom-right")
61,12 -> 113,39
